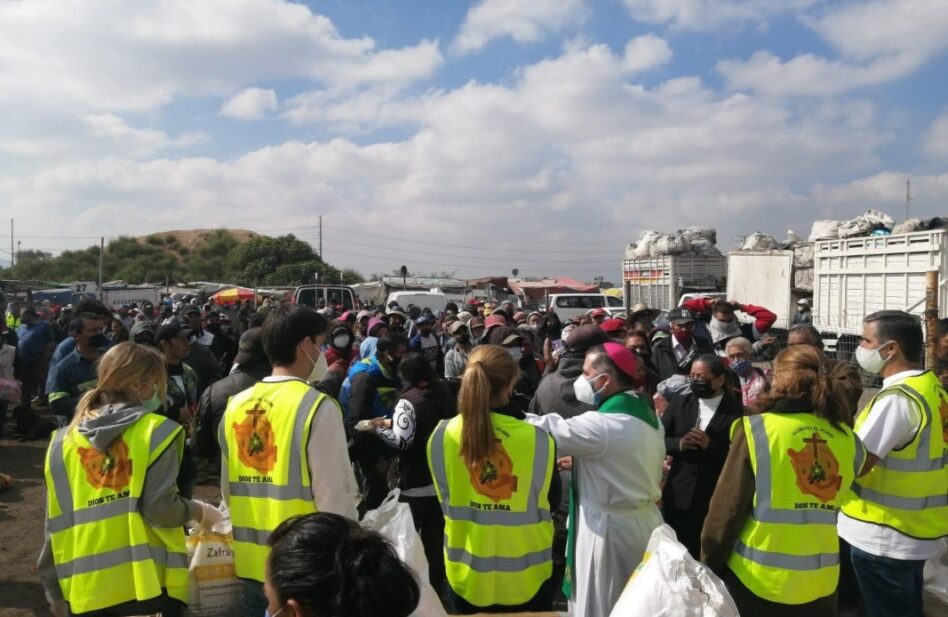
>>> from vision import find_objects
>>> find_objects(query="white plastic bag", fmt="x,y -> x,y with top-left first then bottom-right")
740,232 -> 780,251
609,525 -> 739,617
184,505 -> 241,617
808,219 -> 841,241
362,489 -> 448,617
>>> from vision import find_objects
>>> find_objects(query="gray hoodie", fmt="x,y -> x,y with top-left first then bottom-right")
37,403 -> 199,603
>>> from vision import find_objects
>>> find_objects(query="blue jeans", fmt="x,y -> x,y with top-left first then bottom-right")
240,578 -> 268,617
850,545 -> 926,617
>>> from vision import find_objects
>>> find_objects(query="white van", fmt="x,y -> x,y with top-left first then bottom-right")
548,293 -> 624,322
386,291 -> 448,315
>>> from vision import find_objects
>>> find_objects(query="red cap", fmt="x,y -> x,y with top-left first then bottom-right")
603,341 -> 639,379
600,318 -> 627,334
485,314 -> 507,330
590,308 -> 607,318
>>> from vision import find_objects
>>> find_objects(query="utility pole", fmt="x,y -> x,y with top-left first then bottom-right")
9,219 -> 13,267
318,215 -> 323,260
906,178 -> 912,223
98,237 -> 104,293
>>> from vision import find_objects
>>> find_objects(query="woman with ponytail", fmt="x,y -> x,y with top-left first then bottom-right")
427,345 -> 559,614
38,342 -> 221,617
265,513 -> 420,617
701,345 -> 865,616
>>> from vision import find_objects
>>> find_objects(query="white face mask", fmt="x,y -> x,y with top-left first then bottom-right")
305,346 -> 329,383
854,342 -> 891,375
573,373 -> 605,406
507,348 -> 523,362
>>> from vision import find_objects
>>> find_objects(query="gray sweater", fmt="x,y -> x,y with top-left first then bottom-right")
37,403 -> 198,602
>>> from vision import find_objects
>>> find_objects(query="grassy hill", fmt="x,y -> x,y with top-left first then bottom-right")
1,229 -> 360,287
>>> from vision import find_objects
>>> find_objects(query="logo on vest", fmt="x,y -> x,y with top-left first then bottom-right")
788,431 -> 842,503
234,406 -> 277,474
77,437 -> 132,491
469,441 -> 517,503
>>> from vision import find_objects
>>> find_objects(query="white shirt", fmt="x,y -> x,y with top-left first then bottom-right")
221,376 -> 359,521
697,394 -> 723,430
672,336 -> 693,362
838,369 -> 945,560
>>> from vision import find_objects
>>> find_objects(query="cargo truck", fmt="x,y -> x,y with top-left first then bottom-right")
620,255 -> 727,311
813,229 -> 948,358
726,245 -> 814,330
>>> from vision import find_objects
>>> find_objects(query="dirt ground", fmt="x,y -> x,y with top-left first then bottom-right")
0,416 -> 219,617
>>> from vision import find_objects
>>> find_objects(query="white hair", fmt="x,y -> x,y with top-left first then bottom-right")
725,336 -> 753,355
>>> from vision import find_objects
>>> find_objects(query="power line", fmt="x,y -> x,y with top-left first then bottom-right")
321,247 -> 615,274
324,225 -> 622,255
312,234 -> 618,266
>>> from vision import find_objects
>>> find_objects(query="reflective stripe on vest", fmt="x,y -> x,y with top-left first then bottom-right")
727,413 -> 859,605
841,373 -> 948,540
45,414 -> 188,614
223,382 -> 325,583
427,414 -> 554,608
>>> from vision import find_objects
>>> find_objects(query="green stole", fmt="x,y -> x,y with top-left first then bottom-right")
562,391 -> 659,599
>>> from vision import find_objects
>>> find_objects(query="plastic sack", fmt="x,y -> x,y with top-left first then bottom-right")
740,232 -> 780,251
924,547 -> 948,610
839,209 -> 895,238
362,489 -> 448,617
184,505 -> 241,617
892,218 -> 924,235
809,219 -> 841,241
651,234 -> 691,256
609,525 -> 739,617
633,230 -> 662,258
0,377 -> 21,404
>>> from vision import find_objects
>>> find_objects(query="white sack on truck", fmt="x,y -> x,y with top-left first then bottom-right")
740,232 -> 780,251
809,220 -> 841,241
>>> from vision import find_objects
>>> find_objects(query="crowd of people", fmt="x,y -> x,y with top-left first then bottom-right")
0,290 -> 944,617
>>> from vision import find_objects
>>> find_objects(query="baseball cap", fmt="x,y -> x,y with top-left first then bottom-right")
155,323 -> 191,343
235,327 -> 268,366
501,332 -> 524,346
415,315 -> 435,326
485,314 -> 506,330
449,321 -> 469,335
564,325 -> 610,354
469,317 -> 485,331
589,308 -> 608,318
600,318 -> 627,334
356,310 -> 371,321
667,307 -> 695,324
184,305 -> 201,316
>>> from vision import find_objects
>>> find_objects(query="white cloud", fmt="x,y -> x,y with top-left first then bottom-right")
83,114 -> 207,156
718,0 -> 948,97
0,0 -> 443,113
622,0 -> 820,31
453,0 -> 585,54
2,42 -> 909,278
220,88 -> 279,120
623,34 -> 673,73
924,108 -> 948,159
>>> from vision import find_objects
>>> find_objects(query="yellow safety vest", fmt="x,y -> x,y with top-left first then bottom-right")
221,380 -> 327,583
428,413 -> 554,608
727,412 -> 863,605
44,413 -> 188,614
841,371 -> 948,540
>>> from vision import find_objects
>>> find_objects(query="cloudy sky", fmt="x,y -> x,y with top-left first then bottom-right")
1,0 -> 947,280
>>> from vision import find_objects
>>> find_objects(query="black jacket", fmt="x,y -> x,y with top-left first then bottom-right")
661,392 -> 743,512
194,363 -> 269,460
394,384 -> 456,490
651,335 -> 714,382
528,355 -> 594,419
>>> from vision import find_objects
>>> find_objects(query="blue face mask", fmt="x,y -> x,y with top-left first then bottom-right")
141,385 -> 162,412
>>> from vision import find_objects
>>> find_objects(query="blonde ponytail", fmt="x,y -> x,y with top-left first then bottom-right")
69,342 -> 167,430
457,345 -> 519,468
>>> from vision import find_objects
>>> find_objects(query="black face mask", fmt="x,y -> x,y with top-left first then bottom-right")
456,334 -> 471,345
690,378 -> 717,399
206,323 -> 221,334
87,333 -> 108,348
